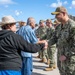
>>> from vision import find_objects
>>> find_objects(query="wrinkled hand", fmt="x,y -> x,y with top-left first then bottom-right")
38,40 -> 48,49
59,55 -> 66,62
42,40 -> 48,49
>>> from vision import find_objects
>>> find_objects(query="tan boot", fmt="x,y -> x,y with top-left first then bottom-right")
44,67 -> 54,71
43,58 -> 47,63
46,59 -> 50,65
53,64 -> 57,69
39,58 -> 47,63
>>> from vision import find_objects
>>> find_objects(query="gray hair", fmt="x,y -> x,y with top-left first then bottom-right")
27,17 -> 35,25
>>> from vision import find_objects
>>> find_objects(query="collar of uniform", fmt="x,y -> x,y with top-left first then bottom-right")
61,19 -> 70,29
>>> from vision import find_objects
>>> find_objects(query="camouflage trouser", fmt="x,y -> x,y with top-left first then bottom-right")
57,55 -> 75,75
39,49 -> 47,59
39,50 -> 43,59
43,49 -> 48,59
47,45 -> 56,67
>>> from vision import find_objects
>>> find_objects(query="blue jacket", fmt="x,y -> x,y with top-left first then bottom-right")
17,25 -> 38,57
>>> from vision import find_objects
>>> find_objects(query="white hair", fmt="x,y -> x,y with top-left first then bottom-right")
27,17 -> 35,25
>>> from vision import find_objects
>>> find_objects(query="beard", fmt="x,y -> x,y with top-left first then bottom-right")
57,18 -> 62,22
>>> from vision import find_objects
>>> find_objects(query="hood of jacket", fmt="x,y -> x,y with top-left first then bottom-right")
0,30 -> 13,40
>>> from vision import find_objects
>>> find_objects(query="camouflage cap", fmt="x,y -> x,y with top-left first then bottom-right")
46,19 -> 52,23
39,20 -> 45,23
51,6 -> 67,15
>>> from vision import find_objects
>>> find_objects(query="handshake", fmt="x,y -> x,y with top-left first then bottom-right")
38,40 -> 48,49
42,40 -> 48,49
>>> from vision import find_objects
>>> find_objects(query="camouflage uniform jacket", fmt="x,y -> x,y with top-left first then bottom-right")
36,26 -> 47,39
46,27 -> 55,40
41,27 -> 56,47
48,19 -> 75,58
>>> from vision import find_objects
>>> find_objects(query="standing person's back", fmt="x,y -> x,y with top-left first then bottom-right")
0,15 -> 45,75
17,25 -> 38,57
17,17 -> 38,75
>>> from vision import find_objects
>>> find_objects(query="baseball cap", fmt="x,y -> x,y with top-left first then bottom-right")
39,20 -> 45,23
46,19 -> 52,23
51,6 -> 67,15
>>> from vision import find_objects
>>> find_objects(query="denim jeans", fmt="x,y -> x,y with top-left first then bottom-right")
21,57 -> 33,75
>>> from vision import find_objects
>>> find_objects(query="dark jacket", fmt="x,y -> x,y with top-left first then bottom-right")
0,30 -> 44,70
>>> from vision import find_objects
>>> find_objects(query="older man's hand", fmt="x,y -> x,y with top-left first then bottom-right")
41,40 -> 48,49
37,40 -> 48,49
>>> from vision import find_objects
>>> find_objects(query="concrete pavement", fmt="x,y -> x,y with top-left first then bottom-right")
32,53 -> 60,75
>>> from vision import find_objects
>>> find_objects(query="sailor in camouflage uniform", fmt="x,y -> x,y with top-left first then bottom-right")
41,19 -> 57,71
48,6 -> 75,75
36,20 -> 48,63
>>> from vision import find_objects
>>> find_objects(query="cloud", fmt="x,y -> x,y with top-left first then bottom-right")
63,1 -> 68,5
50,0 -> 62,8
15,10 -> 22,16
50,0 -> 68,8
72,0 -> 75,8
0,0 -> 16,5
69,0 -> 75,9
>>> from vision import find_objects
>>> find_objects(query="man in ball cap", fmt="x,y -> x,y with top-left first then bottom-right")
48,6 -> 75,75
36,20 -> 48,63
40,19 -> 57,71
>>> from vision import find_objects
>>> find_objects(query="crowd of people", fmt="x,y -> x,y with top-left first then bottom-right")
0,6 -> 75,75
